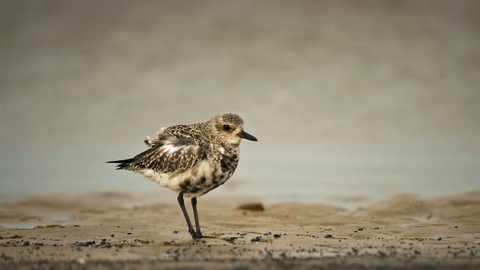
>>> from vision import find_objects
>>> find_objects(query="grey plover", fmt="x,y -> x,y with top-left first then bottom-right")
107,113 -> 257,239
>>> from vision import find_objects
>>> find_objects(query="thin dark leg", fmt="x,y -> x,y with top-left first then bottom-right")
191,197 -> 214,238
177,191 -> 199,239
191,197 -> 202,236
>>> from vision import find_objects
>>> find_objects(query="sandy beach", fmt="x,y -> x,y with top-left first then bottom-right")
1,191 -> 479,269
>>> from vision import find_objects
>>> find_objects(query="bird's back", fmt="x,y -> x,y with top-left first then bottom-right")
108,124 -> 206,174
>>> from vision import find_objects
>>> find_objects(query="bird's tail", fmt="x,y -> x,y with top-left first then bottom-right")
106,158 -> 136,170
107,142 -> 162,171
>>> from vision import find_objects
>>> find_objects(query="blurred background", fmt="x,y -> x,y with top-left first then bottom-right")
1,1 -> 479,208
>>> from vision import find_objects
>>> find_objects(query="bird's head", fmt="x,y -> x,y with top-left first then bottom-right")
208,113 -> 257,146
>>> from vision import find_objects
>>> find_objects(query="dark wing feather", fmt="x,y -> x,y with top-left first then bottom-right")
107,133 -> 205,173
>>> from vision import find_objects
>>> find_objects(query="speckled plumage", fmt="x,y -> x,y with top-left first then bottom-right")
107,113 -> 257,239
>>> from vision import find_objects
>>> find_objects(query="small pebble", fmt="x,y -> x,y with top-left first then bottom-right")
237,203 -> 264,211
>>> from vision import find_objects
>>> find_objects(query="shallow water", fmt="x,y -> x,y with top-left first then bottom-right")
1,1 -> 479,207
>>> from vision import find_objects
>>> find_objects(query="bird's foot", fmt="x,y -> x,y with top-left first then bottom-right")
190,230 -> 215,239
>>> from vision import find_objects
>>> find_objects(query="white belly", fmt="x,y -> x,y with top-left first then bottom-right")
137,160 -> 214,193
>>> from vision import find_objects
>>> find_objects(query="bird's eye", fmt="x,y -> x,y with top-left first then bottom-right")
223,125 -> 231,131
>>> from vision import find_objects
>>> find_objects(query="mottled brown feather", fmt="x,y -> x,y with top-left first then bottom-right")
120,131 -> 206,173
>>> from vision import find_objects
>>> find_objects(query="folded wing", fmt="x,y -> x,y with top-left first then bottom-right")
107,133 -> 205,173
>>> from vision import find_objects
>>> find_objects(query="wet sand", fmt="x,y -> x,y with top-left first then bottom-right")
1,191 -> 479,269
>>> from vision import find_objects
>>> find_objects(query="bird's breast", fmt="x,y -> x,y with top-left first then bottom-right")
139,147 -> 240,198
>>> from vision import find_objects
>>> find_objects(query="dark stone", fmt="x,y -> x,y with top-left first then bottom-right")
237,203 -> 264,211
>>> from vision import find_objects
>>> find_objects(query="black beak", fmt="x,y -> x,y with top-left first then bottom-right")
238,130 -> 258,141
